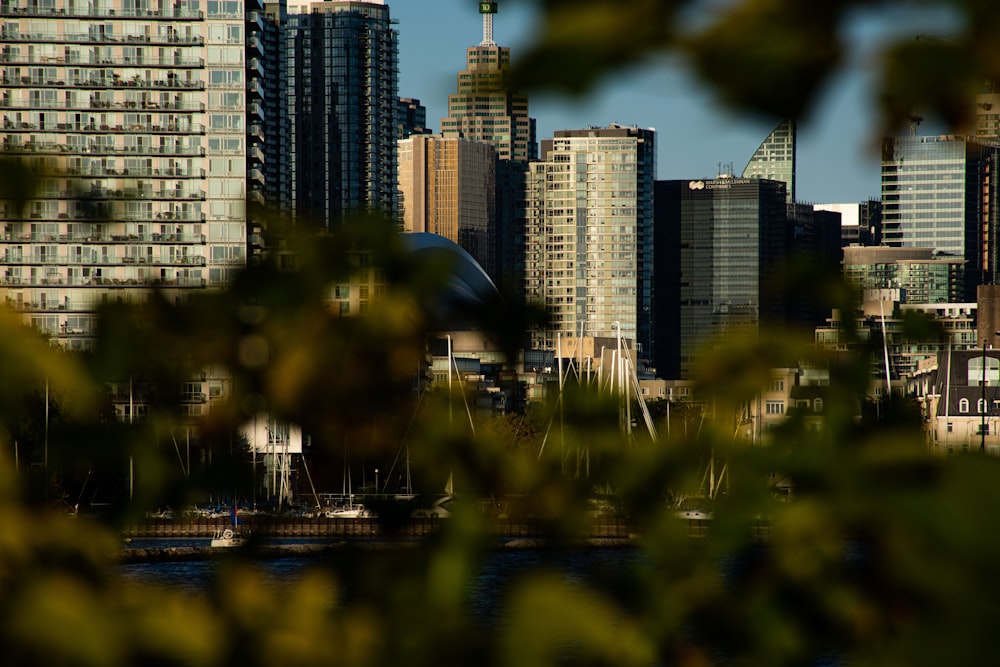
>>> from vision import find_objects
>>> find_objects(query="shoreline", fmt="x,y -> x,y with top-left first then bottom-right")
119,537 -> 640,563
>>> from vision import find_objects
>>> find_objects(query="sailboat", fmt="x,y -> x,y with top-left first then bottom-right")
325,449 -> 370,518
210,505 -> 247,547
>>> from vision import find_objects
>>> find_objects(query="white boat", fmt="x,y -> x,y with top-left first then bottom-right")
325,503 -> 371,519
210,506 -> 247,547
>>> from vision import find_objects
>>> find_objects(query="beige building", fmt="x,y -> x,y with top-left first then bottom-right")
397,134 -> 495,273
0,0 -> 256,350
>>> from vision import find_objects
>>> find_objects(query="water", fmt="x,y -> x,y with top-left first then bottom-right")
117,540 -> 843,665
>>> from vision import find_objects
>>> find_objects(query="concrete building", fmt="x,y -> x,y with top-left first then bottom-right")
284,0 -> 398,228
0,0 -> 255,349
914,347 -> 1000,454
881,134 -> 1000,301
816,300 -> 978,389
525,125 -> 655,359
397,134 -> 495,275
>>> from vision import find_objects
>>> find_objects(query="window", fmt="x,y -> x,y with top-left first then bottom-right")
959,398 -> 970,413
968,355 -> 1000,386
765,401 -> 784,415
767,378 -> 784,392
814,398 -> 823,413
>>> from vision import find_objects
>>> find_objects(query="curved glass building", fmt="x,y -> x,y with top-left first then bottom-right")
742,120 -> 796,203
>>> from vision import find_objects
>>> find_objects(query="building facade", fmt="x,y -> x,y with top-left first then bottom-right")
0,0 -> 253,349
284,0 -> 398,229
440,1 -> 534,294
654,177 -> 789,378
741,119 -> 796,202
397,96 -> 428,138
841,245 -> 966,305
525,125 -> 655,358
881,134 -> 1000,301
397,134 -> 495,273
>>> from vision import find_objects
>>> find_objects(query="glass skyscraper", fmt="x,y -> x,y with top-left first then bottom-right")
284,0 -> 398,228
0,0 -> 251,349
742,120 -> 796,202
525,125 -> 655,357
655,178 -> 788,378
881,134 -> 1000,301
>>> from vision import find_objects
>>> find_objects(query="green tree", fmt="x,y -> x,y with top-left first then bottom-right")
4,2 -> 1000,665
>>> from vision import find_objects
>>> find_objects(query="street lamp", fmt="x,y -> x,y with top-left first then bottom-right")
374,468 -> 379,496
981,337 -> 987,454
981,331 -> 1000,454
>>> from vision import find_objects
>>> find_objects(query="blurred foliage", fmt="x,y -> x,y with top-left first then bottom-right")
4,1 -> 1000,664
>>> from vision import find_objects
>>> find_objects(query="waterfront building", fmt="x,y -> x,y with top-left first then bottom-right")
741,120 -> 796,202
397,134 -> 495,273
525,125 -> 656,358
913,345 -> 1000,455
284,0 -> 398,228
881,134 -> 1000,301
0,0 -> 255,349
440,0 -> 535,292
816,300 -> 978,387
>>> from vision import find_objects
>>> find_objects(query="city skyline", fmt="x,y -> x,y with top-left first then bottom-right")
391,0 -> 961,206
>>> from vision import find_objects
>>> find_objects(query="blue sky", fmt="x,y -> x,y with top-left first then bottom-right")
391,0 -> 959,205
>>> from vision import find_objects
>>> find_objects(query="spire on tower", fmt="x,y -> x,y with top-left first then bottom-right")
479,1 -> 498,46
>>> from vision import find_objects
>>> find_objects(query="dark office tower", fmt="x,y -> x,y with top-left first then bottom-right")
742,120 -> 796,202
398,97 -> 430,138
655,178 -> 789,379
882,134 -> 1000,301
285,0 -> 398,229
440,1 -> 535,293
260,0 -> 291,217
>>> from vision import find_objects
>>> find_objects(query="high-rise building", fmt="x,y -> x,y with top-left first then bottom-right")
881,134 -> 1000,301
260,0 -> 290,218
440,1 -> 535,294
398,97 -> 429,138
654,177 -> 789,378
742,120 -> 796,202
525,125 -> 655,357
815,200 -> 883,246
284,0 -> 398,229
0,0 -> 253,349
841,246 -> 965,305
397,134 -> 495,273
439,2 -> 531,163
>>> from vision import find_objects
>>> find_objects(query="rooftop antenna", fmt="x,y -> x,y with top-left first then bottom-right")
479,1 -> 497,46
